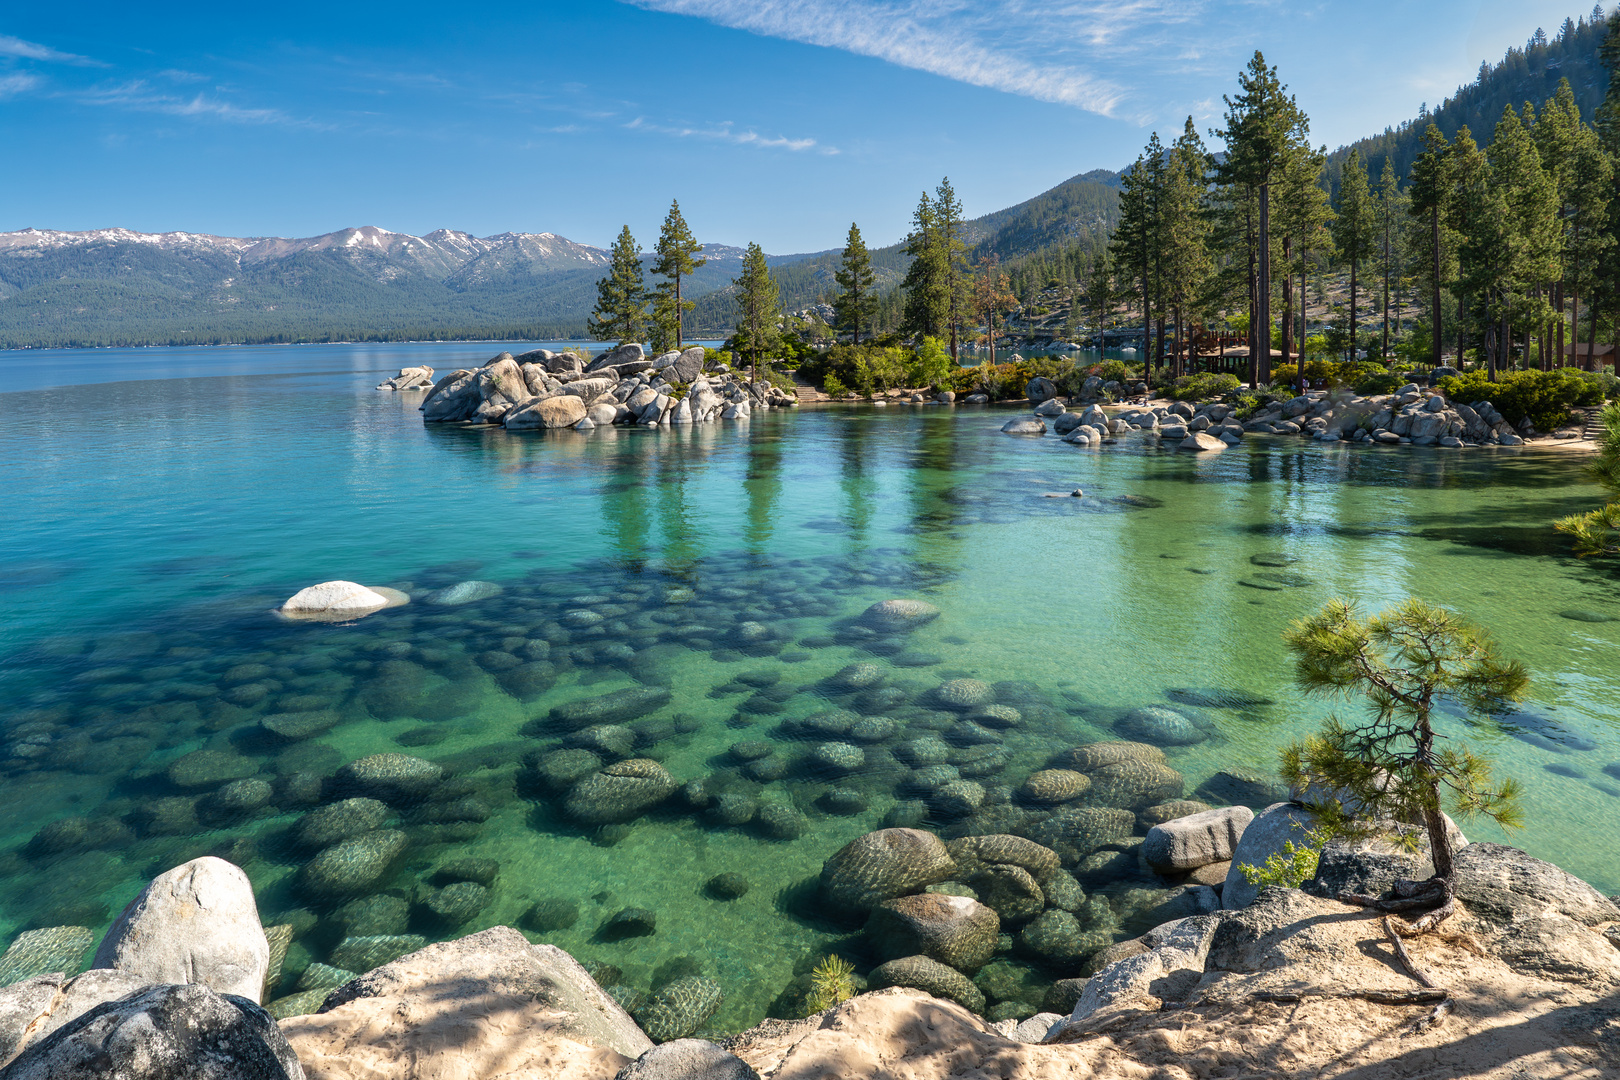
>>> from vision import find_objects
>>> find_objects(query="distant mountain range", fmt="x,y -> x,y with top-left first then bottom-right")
0,169 -> 1124,348
0,223 -> 797,348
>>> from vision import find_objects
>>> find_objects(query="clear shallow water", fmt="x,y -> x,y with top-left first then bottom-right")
1,342 -> 1617,1031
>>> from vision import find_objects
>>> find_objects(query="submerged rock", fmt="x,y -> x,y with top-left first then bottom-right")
868,955 -> 984,1012
866,893 -> 999,974
550,687 -> 673,729
299,830 -> 409,897
336,754 -> 442,803
0,927 -> 94,986
1115,706 -> 1209,747
858,600 -> 941,633
425,580 -> 504,606
820,829 -> 957,915
565,759 -> 678,824
634,976 -> 724,1043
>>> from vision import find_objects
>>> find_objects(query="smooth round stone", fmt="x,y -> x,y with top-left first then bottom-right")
882,800 -> 930,829
859,599 -> 942,633
296,798 -> 391,849
1020,769 -> 1091,803
337,895 -> 409,937
755,802 -> 809,840
1560,610 -> 1617,623
820,787 -> 869,816
423,881 -> 489,925
299,830 -> 409,896
965,705 -> 1021,730
728,740 -> 774,762
910,764 -> 962,793
797,710 -> 857,737
931,779 -> 985,816
337,754 -> 443,802
707,793 -> 758,826
535,749 -> 602,789
737,669 -> 781,688
600,907 -> 657,940
427,580 -> 504,606
569,724 -> 636,759
812,742 -> 865,772
260,710 -> 340,741
166,750 -> 258,790
1249,553 -> 1299,567
525,897 -> 579,932
705,873 -> 750,900
634,977 -> 723,1043
1116,707 -> 1208,747
849,716 -> 898,742
953,745 -> 1010,779
564,759 -> 678,824
430,861 -> 498,887
826,663 -> 885,689
933,679 -> 994,709
210,778 -> 272,814
898,737 -> 951,766
744,756 -> 787,783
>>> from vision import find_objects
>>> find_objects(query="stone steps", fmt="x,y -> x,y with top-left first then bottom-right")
790,373 -> 829,403
1582,408 -> 1608,440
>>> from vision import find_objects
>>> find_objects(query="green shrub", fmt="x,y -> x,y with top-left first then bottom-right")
822,373 -> 850,398
1439,369 -> 1605,431
800,343 -> 910,396
909,336 -> 953,390
1168,372 -> 1241,401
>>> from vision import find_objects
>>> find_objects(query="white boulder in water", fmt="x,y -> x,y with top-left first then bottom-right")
278,581 -> 405,622
377,366 -> 435,391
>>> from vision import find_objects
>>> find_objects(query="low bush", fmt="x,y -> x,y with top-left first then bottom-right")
1168,372 -> 1241,401
1439,369 -> 1606,431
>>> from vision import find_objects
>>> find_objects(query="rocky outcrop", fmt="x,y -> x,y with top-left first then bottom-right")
280,927 -> 650,1077
4,983 -> 305,1080
1242,384 -> 1533,447
418,350 -> 798,431
376,366 -> 435,391
615,1039 -> 759,1080
91,857 -> 270,1004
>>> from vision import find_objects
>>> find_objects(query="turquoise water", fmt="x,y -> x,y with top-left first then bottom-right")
1,342 -> 1617,1030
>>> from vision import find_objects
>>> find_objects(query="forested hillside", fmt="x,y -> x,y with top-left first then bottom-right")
1327,11 -> 1611,190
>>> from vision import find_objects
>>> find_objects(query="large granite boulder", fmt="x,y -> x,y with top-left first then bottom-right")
420,369 -> 481,421
865,893 -> 999,974
1142,806 -> 1253,873
281,927 -> 651,1075
506,394 -> 586,429
2,983 -> 304,1080
820,829 -> 957,915
1026,807 -> 1135,867
91,857 -> 270,1004
669,348 -> 705,384
1221,802 -> 1319,910
277,581 -> 394,622
1026,377 -> 1057,403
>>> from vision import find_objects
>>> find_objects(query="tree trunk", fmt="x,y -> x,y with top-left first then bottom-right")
1556,280 -> 1566,370
1431,208 -> 1443,368
1383,215 -> 1392,358
675,272 -> 683,349
1259,182 -> 1273,385
1282,236 -> 1294,367
1349,257 -> 1358,364
1247,191 -> 1259,388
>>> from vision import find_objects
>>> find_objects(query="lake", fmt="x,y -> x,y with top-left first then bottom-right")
1,340 -> 1616,1030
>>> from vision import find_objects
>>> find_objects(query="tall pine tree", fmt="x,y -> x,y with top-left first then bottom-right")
833,223 -> 876,345
1408,125 -> 1455,367
652,199 -> 706,351
589,226 -> 646,345
1332,150 -> 1377,360
733,242 -> 781,384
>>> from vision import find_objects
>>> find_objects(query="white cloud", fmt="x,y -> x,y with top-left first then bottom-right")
78,80 -> 299,125
620,0 -> 1204,115
0,72 -> 39,97
0,34 -> 103,66
625,115 -> 833,153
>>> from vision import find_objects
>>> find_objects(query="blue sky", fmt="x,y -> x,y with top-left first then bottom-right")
0,1 -> 1603,253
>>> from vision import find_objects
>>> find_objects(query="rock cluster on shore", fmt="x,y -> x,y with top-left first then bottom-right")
1242,381 -> 1531,447
4,831 -> 1616,1079
410,345 -> 799,431
1003,395 -> 1246,452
